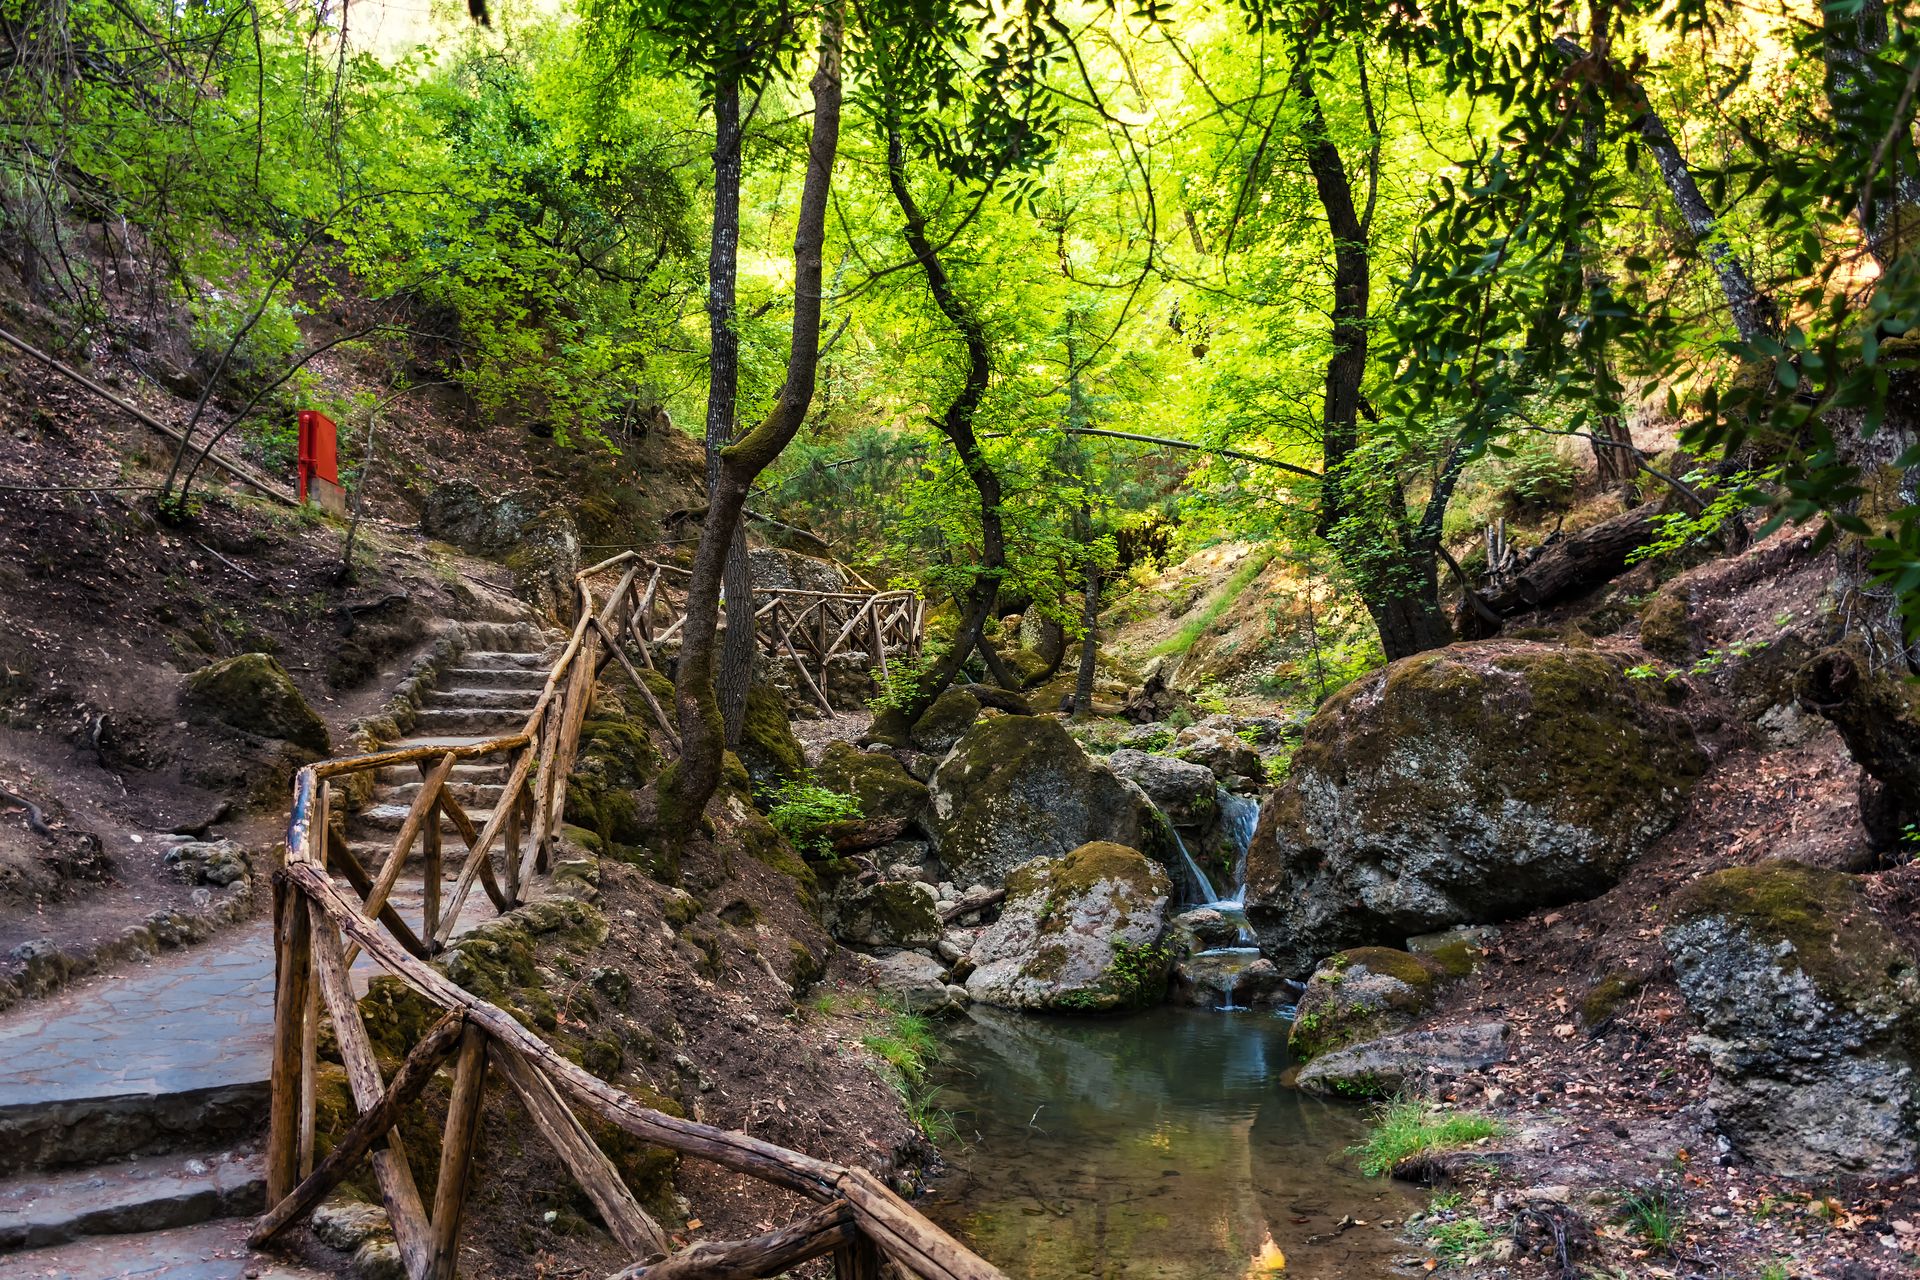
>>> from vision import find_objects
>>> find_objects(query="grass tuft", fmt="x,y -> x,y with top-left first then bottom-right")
859,1003 -> 957,1144
1351,1098 -> 1504,1177
1148,551 -> 1273,658
1619,1188 -> 1681,1252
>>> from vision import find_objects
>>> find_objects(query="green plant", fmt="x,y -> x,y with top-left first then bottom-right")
860,1004 -> 955,1143
1148,551 -> 1273,659
1757,1263 -> 1790,1280
1619,1188 -> 1681,1252
1351,1099 -> 1504,1178
1420,1214 -> 1492,1265
764,777 -> 862,859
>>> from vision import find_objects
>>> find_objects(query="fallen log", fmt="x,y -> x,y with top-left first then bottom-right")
953,683 -> 1031,715
827,816 -> 910,854
940,886 -> 1006,923
1459,506 -> 1658,636
606,1201 -> 859,1280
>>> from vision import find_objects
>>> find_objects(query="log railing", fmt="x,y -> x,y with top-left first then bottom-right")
615,554 -> 923,713
263,554 -> 990,1280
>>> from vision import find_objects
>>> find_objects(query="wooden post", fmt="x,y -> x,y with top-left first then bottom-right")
265,878 -> 312,1204
503,766 -> 523,905
309,904 -> 436,1276
491,1042 -> 670,1259
419,760 -> 443,944
429,1025 -> 490,1280
834,1235 -> 885,1280
868,598 -> 890,686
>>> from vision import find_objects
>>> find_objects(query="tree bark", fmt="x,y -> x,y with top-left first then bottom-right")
1296,63 -> 1454,661
1456,505 -> 1659,636
1797,645 -> 1920,851
1071,559 -> 1100,715
701,80 -> 755,746
864,121 -> 1003,742
1823,0 -> 1920,262
655,12 -> 843,839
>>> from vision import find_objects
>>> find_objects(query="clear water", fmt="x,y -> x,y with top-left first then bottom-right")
926,1007 -> 1421,1279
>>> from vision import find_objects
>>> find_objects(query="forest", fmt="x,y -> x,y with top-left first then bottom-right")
3,0 -> 1920,1278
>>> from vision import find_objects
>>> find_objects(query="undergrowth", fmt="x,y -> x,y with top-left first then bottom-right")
1352,1099 -> 1504,1177
854,998 -> 957,1144
1149,550 -> 1273,658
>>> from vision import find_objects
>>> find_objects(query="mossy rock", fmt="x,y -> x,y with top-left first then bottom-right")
815,741 -> 933,838
965,841 -> 1174,1013
1638,588 -> 1694,660
1005,647 -> 1054,689
1663,860 -> 1920,1177
736,682 -> 805,800
1288,947 -> 1446,1062
181,652 -> 329,753
928,716 -> 1164,887
825,878 -> 942,947
910,688 -> 982,754
1247,641 -> 1706,976
1579,969 -> 1647,1026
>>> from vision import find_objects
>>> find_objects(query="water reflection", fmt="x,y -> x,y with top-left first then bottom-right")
925,1007 -> 1420,1279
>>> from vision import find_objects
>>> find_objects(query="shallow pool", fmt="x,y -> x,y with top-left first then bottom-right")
923,1006 -> 1422,1279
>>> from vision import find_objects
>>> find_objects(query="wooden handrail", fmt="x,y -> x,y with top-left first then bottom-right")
267,556 -> 973,1280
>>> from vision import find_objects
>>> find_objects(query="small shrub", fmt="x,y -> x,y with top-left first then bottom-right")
1619,1188 -> 1680,1252
1351,1099 -> 1504,1177
1422,1214 -> 1492,1265
860,1003 -> 955,1143
765,777 -> 861,858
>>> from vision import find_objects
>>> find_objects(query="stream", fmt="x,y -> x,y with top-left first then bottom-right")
925,1007 -> 1422,1278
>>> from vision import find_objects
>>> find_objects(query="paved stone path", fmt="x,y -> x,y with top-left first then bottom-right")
0,928 -> 273,1115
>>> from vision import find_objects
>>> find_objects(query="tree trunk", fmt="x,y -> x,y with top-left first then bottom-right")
863,120 -> 1002,742
654,12 -> 843,839
1823,0 -> 1920,262
1797,645 -> 1920,851
1071,559 -> 1100,715
700,80 -> 754,746
1457,505 -> 1660,637
1297,63 -> 1453,661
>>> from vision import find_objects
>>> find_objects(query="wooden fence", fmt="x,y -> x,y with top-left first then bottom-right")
261,554 -> 991,1280
619,557 -> 923,712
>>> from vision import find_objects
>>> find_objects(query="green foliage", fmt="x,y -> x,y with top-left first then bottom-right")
1351,1100 -> 1504,1178
764,778 -> 862,859
859,1003 -> 956,1144
1619,1188 -> 1682,1252
1150,552 -> 1274,659
1419,1213 -> 1493,1266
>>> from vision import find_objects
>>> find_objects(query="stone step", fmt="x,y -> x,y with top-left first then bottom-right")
422,685 -> 542,711
441,665 -> 550,690
374,759 -> 509,787
409,706 -> 536,736
352,803 -> 498,835
0,930 -> 274,1178
0,1218 -> 329,1279
378,780 -> 507,810
0,1150 -> 263,1252
459,649 -> 549,671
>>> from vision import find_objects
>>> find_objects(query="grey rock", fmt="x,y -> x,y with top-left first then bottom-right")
1664,861 -> 1920,1178
163,839 -> 250,888
823,879 -> 943,949
965,842 -> 1172,1013
929,716 -> 1171,887
856,950 -> 958,1013
419,480 -> 545,554
1105,750 -> 1217,827
1247,642 -> 1705,975
1172,723 -> 1264,785
1294,1022 -> 1511,1098
748,546 -> 849,595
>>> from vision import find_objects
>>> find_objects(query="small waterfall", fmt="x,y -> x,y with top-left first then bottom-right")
1196,787 -> 1263,1010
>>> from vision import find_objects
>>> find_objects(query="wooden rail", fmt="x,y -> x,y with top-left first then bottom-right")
613,554 -> 923,713
262,555 -> 986,1279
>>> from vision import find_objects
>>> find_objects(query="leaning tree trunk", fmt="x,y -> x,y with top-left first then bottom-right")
1797,645 -> 1920,851
653,13 -> 843,839
700,79 -> 755,746
864,121 -> 1004,745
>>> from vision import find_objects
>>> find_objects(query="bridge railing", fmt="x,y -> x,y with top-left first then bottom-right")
262,554 -> 988,1280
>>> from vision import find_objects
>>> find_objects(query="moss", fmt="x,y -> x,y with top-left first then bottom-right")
1006,647 -> 1054,688
354,976 -> 446,1068
1580,970 -> 1647,1026
815,741 -> 932,830
1339,946 -> 1444,995
565,716 -> 663,863
910,688 -> 982,750
581,1035 -> 625,1079
440,918 -> 541,999
863,880 -> 943,939
1051,841 -> 1165,898
736,682 -> 806,799
1289,948 -> 1446,1061
181,652 -> 329,752
1668,861 -> 1919,1007
1426,940 -> 1482,978
1639,589 -> 1694,659
731,801 -> 819,909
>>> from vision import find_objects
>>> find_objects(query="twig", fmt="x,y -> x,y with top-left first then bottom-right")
192,538 -> 261,581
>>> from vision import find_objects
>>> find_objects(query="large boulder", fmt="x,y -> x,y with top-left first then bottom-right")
965,842 -> 1172,1013
910,688 -> 982,755
824,879 -> 943,949
419,479 -> 544,554
181,653 -> 329,754
1664,861 -> 1920,1178
1288,947 -> 1446,1062
1172,722 -> 1263,787
736,683 -> 806,799
748,547 -> 848,596
1105,750 -> 1217,828
1294,1022 -> 1510,1099
929,716 -> 1166,887
1246,642 -> 1705,975
507,509 -> 581,623
815,742 -> 934,842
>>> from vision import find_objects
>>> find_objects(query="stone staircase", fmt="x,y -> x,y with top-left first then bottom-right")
0,630 -> 555,1277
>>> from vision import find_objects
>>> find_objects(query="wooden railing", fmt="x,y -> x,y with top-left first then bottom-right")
262,555 -> 990,1279
617,555 -> 923,713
